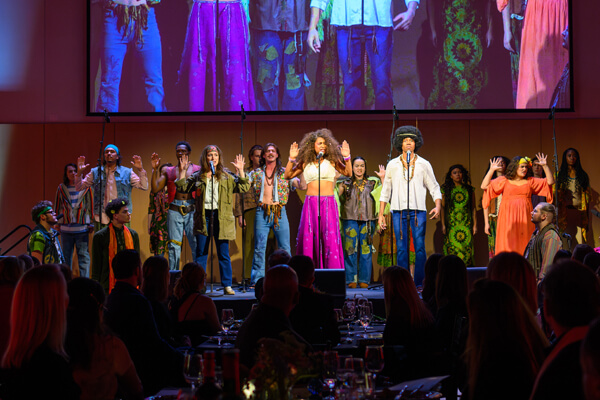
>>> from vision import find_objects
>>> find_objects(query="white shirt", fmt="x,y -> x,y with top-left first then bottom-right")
310,0 -> 419,27
204,179 -> 220,210
380,155 -> 441,211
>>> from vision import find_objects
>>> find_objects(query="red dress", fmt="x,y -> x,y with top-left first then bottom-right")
483,177 -> 552,254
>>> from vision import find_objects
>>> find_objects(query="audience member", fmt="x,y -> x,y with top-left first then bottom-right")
422,253 -> 443,314
170,262 -> 220,346
581,316 -> 600,400
0,265 -> 80,399
141,255 -> 188,347
487,252 -> 538,314
552,249 -> 572,264
66,277 -> 143,400
0,257 -> 23,356
288,255 -> 341,346
16,254 -> 34,272
104,250 -> 184,396
530,261 -> 600,400
381,266 -> 436,382
464,279 -> 548,400
236,265 -> 309,370
573,244 -> 595,264
583,252 -> 600,275
253,248 -> 292,301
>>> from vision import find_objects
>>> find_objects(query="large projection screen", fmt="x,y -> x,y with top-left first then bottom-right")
88,0 -> 573,115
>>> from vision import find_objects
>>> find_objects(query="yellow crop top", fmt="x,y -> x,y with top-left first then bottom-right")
303,160 -> 337,184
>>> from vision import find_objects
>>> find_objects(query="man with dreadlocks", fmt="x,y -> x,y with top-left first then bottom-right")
378,126 -> 441,287
95,0 -> 166,112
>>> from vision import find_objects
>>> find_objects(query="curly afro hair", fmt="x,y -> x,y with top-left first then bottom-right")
393,126 -> 423,153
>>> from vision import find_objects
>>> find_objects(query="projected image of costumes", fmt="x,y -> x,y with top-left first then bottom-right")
178,0 -> 255,112
250,0 -> 310,111
307,0 -> 419,110
496,0 -> 526,106
96,0 -> 166,112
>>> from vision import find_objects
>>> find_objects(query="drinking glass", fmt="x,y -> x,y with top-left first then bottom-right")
221,308 -> 235,335
334,308 -> 343,324
342,299 -> 356,336
322,351 -> 339,399
183,352 -> 203,391
337,355 -> 353,386
365,345 -> 384,386
345,357 -> 365,388
358,304 -> 372,338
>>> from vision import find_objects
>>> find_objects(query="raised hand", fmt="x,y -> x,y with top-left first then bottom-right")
535,152 -> 548,166
375,165 -> 386,181
77,156 -> 90,172
151,153 -> 161,170
231,154 -> 245,173
289,142 -> 299,159
340,140 -> 350,158
179,154 -> 190,171
489,157 -> 504,172
131,155 -> 144,169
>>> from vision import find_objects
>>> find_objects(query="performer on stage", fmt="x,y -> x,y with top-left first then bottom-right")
378,126 -> 441,287
482,154 -> 554,254
151,142 -> 201,269
483,155 -> 509,259
337,157 -> 385,288
175,146 -> 250,295
28,201 -> 65,265
148,163 -> 171,258
284,128 -> 352,269
248,143 -> 302,284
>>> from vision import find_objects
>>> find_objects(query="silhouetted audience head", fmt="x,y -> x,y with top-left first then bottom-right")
542,261 -> 600,332
583,252 -> 600,275
382,266 -> 433,327
422,253 -> 443,308
487,252 -> 538,313
66,278 -> 106,369
553,249 -> 572,264
59,264 -> 73,283
466,279 -> 548,400
141,256 -> 170,303
111,250 -> 141,281
261,266 -> 299,314
1,265 -> 68,368
435,255 -> 468,310
288,255 -> 315,287
267,249 -> 291,269
0,257 -> 23,286
16,254 -> 35,271
173,262 -> 206,299
581,316 -> 600,400
573,244 -> 594,264
254,278 -> 264,302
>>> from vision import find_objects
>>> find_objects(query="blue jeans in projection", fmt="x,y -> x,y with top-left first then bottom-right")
342,220 -> 375,284
250,206 -> 291,284
195,210 -> 232,287
251,30 -> 308,111
96,7 -> 166,112
167,199 -> 197,270
336,25 -> 393,110
392,210 -> 427,287
61,231 -> 91,278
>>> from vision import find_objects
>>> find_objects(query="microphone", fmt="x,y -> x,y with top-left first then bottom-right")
406,150 -> 411,163
317,151 -> 324,159
239,101 -> 246,120
393,104 -> 398,121
56,213 -> 64,221
209,160 -> 216,175
103,109 -> 110,123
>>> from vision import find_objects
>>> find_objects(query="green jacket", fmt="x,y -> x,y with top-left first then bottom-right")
176,170 -> 250,240
92,224 -> 140,293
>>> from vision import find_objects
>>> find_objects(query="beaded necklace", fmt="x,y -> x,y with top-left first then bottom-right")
401,154 -> 417,181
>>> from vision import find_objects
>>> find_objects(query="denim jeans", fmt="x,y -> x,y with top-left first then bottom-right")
61,231 -> 91,278
167,199 -> 197,270
250,206 -> 291,284
392,210 -> 427,286
336,25 -> 393,110
251,29 -> 308,111
96,7 -> 166,112
342,220 -> 374,284
195,210 -> 232,287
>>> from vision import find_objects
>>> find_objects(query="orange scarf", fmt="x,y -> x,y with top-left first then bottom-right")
108,223 -> 134,292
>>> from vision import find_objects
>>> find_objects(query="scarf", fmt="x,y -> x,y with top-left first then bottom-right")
108,223 -> 134,292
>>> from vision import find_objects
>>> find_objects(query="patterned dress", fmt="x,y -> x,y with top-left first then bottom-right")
442,185 -> 474,266
428,0 -> 489,109
149,190 -> 169,256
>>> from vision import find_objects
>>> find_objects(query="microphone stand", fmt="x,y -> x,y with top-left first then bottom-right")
317,153 -> 322,269
95,110 -> 110,228
239,103 -> 247,293
207,165 -> 222,297
405,150 -> 411,270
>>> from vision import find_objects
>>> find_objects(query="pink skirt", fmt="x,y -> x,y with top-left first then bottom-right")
296,195 -> 344,269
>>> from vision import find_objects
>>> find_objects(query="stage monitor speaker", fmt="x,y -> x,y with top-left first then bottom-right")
314,269 -> 346,297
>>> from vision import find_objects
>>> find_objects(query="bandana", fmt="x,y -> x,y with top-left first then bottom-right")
36,206 -> 52,219
105,144 -> 120,155
519,157 -> 532,166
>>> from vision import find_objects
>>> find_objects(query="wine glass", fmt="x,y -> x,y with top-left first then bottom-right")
334,308 -> 343,324
358,304 -> 372,338
322,351 -> 339,399
337,355 -> 353,387
183,352 -> 203,391
221,308 -> 235,336
342,299 -> 356,336
365,345 -> 384,389
345,357 -> 365,388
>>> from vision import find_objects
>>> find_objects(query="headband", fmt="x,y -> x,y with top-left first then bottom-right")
208,146 -> 218,152
519,157 -> 532,166
104,144 -> 120,155
36,206 -> 52,218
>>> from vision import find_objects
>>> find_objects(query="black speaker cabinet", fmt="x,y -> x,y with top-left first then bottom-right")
314,269 -> 346,297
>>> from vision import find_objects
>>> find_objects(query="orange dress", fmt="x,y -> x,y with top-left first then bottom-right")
483,177 -> 552,254
515,0 -> 569,109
